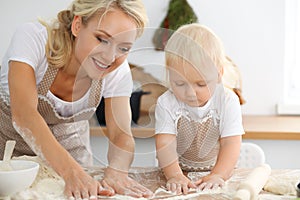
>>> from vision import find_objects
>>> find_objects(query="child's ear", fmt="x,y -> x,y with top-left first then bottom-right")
218,67 -> 224,83
71,16 -> 82,37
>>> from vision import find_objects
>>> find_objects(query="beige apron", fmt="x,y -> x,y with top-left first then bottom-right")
0,65 -> 102,166
176,109 -> 220,172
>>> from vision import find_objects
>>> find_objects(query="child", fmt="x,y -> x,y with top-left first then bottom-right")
155,23 -> 244,195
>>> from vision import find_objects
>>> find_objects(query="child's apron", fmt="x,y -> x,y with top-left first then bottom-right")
0,65 -> 102,166
175,109 -> 220,171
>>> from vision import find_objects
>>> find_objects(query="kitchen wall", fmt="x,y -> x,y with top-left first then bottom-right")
128,0 -> 286,116
0,0 -> 286,115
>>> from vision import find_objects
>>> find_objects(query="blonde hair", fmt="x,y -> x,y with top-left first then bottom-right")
165,23 -> 229,74
41,0 -> 148,69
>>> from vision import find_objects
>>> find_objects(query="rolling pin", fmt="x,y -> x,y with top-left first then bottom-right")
233,164 -> 271,200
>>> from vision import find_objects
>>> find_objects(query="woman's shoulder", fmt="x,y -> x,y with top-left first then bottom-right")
16,22 -> 46,34
12,22 -> 48,49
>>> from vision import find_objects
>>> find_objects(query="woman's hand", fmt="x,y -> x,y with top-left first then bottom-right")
102,167 -> 153,198
194,173 -> 225,190
166,173 -> 196,195
63,165 -> 114,200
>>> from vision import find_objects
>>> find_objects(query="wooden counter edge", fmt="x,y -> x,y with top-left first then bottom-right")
90,115 -> 300,140
90,126 -> 300,140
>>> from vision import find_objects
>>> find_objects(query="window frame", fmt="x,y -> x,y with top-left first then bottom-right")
277,0 -> 300,115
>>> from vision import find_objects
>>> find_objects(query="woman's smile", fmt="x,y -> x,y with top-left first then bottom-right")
92,57 -> 110,71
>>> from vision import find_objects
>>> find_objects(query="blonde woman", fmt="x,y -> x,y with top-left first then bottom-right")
0,0 -> 152,199
155,23 -> 244,194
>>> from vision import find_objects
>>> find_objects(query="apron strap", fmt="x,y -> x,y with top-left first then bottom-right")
37,65 -> 58,95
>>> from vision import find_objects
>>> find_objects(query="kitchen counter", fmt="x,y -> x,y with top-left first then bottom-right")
16,165 -> 300,199
93,167 -> 299,200
90,115 -> 300,140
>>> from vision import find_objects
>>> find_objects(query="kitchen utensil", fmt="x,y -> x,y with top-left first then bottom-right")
0,140 -> 16,171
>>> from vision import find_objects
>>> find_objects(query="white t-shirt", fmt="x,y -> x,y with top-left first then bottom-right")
155,84 -> 245,138
0,22 -> 132,117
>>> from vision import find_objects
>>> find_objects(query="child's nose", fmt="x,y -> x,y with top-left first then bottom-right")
185,85 -> 197,96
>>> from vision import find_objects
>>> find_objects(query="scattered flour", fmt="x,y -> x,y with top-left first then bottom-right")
10,156 -> 227,200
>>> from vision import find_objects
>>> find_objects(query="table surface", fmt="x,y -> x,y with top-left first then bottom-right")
84,167 -> 300,200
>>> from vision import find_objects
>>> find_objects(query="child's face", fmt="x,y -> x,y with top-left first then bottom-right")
169,61 -> 219,107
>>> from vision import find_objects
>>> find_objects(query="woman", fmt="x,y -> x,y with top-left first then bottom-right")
0,0 -> 152,199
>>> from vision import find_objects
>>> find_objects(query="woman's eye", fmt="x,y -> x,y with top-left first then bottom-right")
97,37 -> 109,44
119,46 -> 130,53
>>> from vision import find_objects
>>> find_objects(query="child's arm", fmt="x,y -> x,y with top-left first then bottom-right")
196,135 -> 242,189
155,134 -> 196,194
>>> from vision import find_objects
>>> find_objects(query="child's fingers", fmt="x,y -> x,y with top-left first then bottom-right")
194,178 -> 203,186
188,181 -> 197,189
198,182 -> 207,190
182,183 -> 189,194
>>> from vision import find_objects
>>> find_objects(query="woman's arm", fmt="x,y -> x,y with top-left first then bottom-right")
9,61 -> 73,173
8,61 -> 112,199
103,96 -> 153,198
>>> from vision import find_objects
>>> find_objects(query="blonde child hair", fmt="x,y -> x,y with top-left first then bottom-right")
41,0 -> 148,69
165,23 -> 229,79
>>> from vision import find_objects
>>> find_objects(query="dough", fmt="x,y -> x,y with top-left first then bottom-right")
34,178 -> 65,197
263,172 -> 300,196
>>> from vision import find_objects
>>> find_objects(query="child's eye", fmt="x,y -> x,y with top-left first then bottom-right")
197,83 -> 207,87
97,37 -> 109,44
175,82 -> 185,86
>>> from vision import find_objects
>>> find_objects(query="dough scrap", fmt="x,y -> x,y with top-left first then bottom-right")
263,172 -> 300,196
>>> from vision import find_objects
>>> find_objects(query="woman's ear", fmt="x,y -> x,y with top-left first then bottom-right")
71,16 -> 82,37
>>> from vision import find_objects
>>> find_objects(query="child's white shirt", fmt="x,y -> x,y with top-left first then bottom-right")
155,84 -> 245,138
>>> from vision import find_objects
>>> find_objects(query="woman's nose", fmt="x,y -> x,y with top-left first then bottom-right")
103,47 -> 117,64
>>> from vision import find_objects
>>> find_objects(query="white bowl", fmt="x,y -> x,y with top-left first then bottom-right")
0,160 -> 39,197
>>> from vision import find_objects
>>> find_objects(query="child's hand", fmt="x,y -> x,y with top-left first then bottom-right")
166,174 -> 196,195
194,174 -> 225,190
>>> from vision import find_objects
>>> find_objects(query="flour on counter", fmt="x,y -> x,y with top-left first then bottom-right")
10,156 -> 229,200
11,156 -> 66,200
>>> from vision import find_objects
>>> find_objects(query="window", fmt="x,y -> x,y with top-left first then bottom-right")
277,0 -> 300,114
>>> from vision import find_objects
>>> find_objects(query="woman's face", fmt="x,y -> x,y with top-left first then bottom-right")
72,8 -> 137,79
169,61 -> 219,107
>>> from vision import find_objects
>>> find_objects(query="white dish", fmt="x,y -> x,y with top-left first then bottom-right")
0,160 -> 39,197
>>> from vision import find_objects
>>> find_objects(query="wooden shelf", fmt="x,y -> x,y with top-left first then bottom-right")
90,115 -> 300,140
242,115 -> 300,140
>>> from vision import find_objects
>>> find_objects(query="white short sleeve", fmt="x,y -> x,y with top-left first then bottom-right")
219,88 -> 245,137
102,60 -> 133,98
1,22 -> 48,94
155,91 -> 179,135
